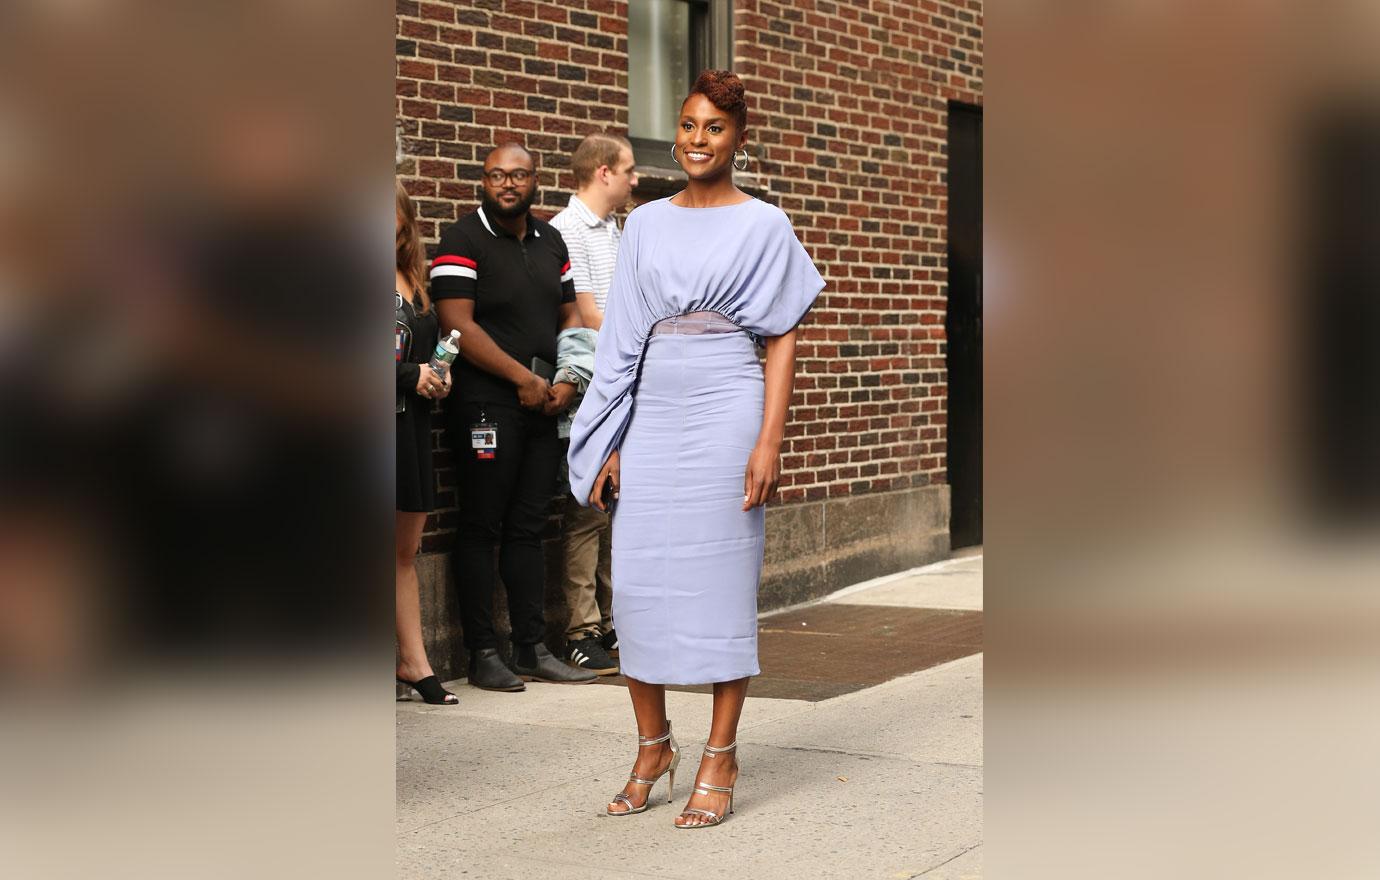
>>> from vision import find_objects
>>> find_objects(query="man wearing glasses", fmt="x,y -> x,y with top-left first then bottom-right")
431,143 -> 595,691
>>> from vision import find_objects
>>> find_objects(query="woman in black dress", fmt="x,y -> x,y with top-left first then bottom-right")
395,181 -> 456,704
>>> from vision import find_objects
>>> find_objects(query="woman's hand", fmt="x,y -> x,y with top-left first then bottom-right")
416,364 -> 450,400
589,449 -> 620,512
743,441 -> 781,510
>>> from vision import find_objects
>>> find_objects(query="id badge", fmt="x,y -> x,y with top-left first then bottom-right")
470,420 -> 498,460
395,328 -> 405,363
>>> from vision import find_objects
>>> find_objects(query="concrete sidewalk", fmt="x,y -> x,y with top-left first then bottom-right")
396,553 -> 983,879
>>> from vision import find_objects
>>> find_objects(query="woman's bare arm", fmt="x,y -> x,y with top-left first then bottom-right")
744,328 -> 798,509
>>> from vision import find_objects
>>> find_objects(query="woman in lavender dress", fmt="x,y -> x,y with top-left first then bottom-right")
568,71 -> 824,828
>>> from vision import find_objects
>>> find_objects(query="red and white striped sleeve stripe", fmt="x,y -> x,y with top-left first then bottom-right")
559,260 -> 573,284
431,254 -> 477,280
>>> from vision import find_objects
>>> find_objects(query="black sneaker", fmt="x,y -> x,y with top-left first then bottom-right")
600,627 -> 619,656
567,637 -> 619,675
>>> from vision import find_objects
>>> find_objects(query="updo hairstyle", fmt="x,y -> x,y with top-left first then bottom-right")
685,70 -> 748,137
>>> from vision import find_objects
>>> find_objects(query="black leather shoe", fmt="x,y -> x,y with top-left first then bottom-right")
468,648 -> 525,692
513,642 -> 597,684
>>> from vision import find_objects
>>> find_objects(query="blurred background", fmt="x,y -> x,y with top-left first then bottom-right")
986,1 -> 1380,877
0,2 -> 394,878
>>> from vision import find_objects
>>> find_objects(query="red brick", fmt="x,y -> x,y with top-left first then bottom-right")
536,3 -> 566,24
417,2 -> 454,24
418,159 -> 454,178
419,82 -> 454,101
400,99 -> 437,119
437,64 -> 472,83
455,87 -> 490,106
399,20 -> 438,40
437,181 -> 472,202
418,42 -> 453,61
397,59 -> 436,80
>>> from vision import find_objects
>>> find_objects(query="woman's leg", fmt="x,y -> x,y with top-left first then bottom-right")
396,510 -> 445,687
607,676 -> 675,813
675,677 -> 748,827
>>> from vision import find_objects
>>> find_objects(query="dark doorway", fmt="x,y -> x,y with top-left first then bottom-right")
1302,110 -> 1380,527
946,102 -> 983,549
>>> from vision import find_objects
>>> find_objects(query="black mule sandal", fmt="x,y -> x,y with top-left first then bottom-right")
396,675 -> 459,705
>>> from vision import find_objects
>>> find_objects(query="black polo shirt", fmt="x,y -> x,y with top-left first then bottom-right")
429,206 -> 576,406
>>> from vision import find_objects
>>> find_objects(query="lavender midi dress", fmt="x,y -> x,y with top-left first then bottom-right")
568,197 -> 824,685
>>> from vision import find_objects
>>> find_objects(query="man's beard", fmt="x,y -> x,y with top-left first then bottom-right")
482,188 -> 537,219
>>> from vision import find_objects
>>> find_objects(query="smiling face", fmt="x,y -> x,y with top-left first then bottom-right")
675,93 -> 747,181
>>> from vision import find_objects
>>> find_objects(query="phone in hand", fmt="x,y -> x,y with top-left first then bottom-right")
600,478 -> 617,511
530,356 -> 556,383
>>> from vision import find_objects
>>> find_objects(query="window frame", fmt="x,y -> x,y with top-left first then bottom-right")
628,0 -> 734,172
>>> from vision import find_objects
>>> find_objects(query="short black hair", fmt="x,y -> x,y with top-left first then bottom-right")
485,142 -> 535,166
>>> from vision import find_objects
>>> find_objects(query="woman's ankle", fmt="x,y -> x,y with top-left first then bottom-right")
631,742 -> 670,774
396,658 -> 435,681
698,754 -> 737,780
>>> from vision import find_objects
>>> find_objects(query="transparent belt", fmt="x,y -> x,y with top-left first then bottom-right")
650,310 -> 742,336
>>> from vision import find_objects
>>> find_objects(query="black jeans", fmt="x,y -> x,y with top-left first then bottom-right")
448,400 -> 559,651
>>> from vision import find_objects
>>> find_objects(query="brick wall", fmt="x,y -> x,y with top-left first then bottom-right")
395,0 -> 982,554
395,0 -> 630,242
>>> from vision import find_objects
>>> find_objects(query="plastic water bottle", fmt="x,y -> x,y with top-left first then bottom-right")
428,329 -> 461,380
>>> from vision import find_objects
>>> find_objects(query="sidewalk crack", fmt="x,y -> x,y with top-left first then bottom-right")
750,740 -> 982,769
912,842 -> 981,877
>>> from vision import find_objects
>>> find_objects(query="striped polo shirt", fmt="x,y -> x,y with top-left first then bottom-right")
429,205 -> 576,406
548,194 -> 621,313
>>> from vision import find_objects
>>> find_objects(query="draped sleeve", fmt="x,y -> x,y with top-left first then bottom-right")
731,205 -> 826,338
566,199 -> 825,506
566,208 -> 647,504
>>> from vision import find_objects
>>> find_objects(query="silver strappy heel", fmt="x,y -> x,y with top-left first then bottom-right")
606,722 -> 680,816
675,740 -> 737,829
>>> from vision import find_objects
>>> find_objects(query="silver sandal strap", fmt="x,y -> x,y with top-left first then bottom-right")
694,782 -> 734,794
681,808 -> 720,821
628,774 -> 658,786
611,793 -> 637,809
638,728 -> 673,747
703,740 -> 737,755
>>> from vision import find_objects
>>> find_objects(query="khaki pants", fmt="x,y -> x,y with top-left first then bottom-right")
563,501 -> 612,641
